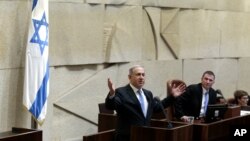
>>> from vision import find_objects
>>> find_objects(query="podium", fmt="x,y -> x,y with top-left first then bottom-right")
0,127 -> 42,141
83,129 -> 115,141
131,120 -> 193,141
98,113 -> 116,132
224,105 -> 240,118
193,115 -> 250,141
97,113 -> 193,141
98,112 -> 168,132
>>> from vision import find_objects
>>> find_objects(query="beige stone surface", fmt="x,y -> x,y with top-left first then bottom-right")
238,58 -> 250,94
104,6 -> 144,62
51,107 -> 96,141
50,0 -> 84,3
219,12 -> 250,57
0,1 -> 29,69
0,68 -> 26,132
142,0 -> 203,8
2,1 -> 250,141
49,3 -> 104,66
183,59 -> 238,98
204,0 -> 250,12
141,10 -> 156,60
54,64 -> 118,123
161,8 -> 180,59
144,7 -> 174,60
86,0 -> 141,5
167,9 -> 250,59
178,9 -> 221,59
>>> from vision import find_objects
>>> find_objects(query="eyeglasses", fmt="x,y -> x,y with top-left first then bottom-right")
241,97 -> 249,100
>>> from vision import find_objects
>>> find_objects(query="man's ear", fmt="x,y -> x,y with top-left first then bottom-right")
128,75 -> 131,79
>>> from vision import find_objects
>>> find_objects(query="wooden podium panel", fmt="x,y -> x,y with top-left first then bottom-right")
98,113 -> 117,132
193,115 -> 250,141
130,121 -> 193,141
83,129 -> 115,141
224,105 -> 240,118
0,127 -> 42,141
98,111 -> 170,132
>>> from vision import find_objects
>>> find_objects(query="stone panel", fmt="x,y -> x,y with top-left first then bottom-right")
86,0 -> 141,5
204,0 -> 250,12
145,7 -> 174,60
161,8 -> 180,59
51,107 -> 96,141
54,64 -> 118,123
104,6 -> 144,62
178,9 -> 220,59
238,58 -> 250,93
0,1 -> 29,69
220,12 -> 250,57
168,9 -> 250,59
0,68 -> 25,131
50,3 -> 104,66
142,0 -> 203,8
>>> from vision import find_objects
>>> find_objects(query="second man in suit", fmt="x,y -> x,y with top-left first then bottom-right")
174,70 -> 217,122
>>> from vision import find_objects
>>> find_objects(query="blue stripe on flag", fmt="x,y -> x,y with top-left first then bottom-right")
32,0 -> 38,10
29,63 -> 50,119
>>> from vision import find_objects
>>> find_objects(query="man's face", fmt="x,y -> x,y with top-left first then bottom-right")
238,96 -> 249,106
201,73 -> 215,90
129,67 -> 145,89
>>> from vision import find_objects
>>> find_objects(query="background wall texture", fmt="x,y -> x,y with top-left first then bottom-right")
1,0 -> 250,141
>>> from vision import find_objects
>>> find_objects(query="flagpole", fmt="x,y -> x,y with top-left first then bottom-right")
31,116 -> 38,129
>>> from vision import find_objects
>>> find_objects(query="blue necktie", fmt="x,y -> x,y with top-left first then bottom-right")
204,92 -> 209,114
138,90 -> 146,117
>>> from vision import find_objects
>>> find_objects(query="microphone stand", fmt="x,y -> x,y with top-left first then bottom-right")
216,89 -> 227,104
155,97 -> 173,129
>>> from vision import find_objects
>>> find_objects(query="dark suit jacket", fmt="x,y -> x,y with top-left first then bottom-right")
174,83 -> 217,119
105,84 -> 175,141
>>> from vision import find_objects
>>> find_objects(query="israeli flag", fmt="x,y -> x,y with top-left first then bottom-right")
23,0 -> 49,125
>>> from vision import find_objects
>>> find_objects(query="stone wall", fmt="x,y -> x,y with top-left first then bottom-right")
1,0 -> 250,140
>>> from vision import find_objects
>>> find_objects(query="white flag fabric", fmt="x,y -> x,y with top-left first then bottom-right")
23,0 -> 49,125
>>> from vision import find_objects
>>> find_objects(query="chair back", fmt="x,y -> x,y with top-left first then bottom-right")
98,103 -> 114,114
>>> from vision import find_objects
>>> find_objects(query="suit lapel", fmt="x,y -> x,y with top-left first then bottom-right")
197,84 -> 203,106
126,85 -> 147,118
126,85 -> 142,109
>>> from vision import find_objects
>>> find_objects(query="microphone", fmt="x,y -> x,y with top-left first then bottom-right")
154,96 -> 173,129
216,89 -> 223,95
216,89 -> 227,104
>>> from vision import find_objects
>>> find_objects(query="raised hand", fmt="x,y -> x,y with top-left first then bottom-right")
108,78 -> 115,96
168,80 -> 186,97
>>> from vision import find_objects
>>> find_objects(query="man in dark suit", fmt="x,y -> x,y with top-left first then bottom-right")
174,70 -> 217,122
105,65 -> 186,141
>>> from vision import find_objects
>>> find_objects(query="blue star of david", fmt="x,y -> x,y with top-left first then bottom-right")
30,12 -> 49,55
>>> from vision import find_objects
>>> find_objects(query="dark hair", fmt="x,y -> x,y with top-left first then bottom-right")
234,90 -> 249,104
202,71 -> 215,79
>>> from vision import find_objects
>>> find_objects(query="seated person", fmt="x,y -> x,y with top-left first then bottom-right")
234,90 -> 249,106
174,71 -> 217,122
